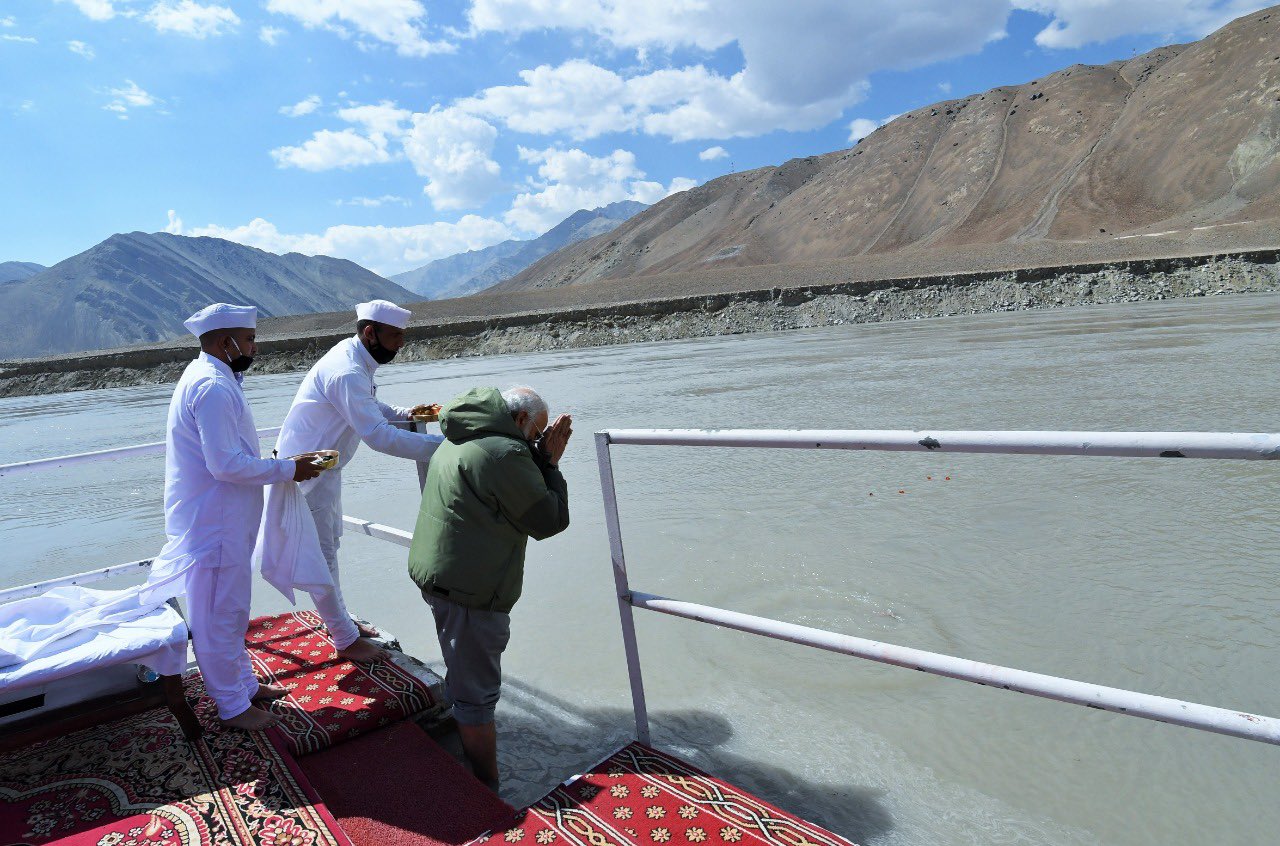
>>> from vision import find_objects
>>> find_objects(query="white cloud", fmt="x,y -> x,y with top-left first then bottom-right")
0,16 -> 14,27
505,146 -> 694,234
847,113 -> 898,142
61,0 -> 119,21
403,107 -> 505,210
336,195 -> 411,207
847,119 -> 879,142
464,1 -> 1010,140
188,215 -> 511,276
280,94 -> 322,117
272,101 -> 410,169
259,25 -> 285,44
165,209 -> 183,233
103,80 -> 160,118
459,61 -> 633,139
337,101 -> 411,136
1011,0 -> 1268,48
467,0 -> 725,51
699,146 -> 729,161
270,128 -> 396,170
461,60 -> 871,142
143,1 -> 239,38
265,0 -> 455,57
68,40 -> 96,57
937,81 -> 952,94
2,34 -> 37,43
274,100 -> 509,213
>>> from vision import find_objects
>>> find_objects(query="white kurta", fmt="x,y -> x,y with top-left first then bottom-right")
268,337 -> 442,646
148,352 -> 293,719
275,336 -> 441,468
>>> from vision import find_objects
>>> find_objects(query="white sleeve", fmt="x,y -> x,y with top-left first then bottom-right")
328,370 -> 442,461
192,384 -> 294,485
377,398 -> 411,422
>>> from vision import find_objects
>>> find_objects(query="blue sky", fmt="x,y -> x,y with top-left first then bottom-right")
0,0 -> 1267,276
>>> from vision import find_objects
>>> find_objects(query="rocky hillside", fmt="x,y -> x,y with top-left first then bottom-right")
393,200 -> 646,299
0,232 -> 415,358
496,7 -> 1280,292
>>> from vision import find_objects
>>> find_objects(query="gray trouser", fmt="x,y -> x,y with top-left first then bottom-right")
424,592 -> 511,725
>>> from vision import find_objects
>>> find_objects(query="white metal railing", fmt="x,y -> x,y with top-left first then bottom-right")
0,559 -> 156,603
0,426 -> 411,595
7,426 -> 1279,748
594,429 -> 1280,746
0,428 -> 283,479
0,514 -> 413,603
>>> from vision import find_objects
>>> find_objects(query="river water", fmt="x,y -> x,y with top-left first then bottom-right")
2,294 -> 1277,845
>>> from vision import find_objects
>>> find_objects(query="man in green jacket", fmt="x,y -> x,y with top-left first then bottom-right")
408,386 -> 571,790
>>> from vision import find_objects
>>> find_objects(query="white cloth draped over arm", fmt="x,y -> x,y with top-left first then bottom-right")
253,481 -> 335,604
193,383 -> 294,485
328,370 -> 442,462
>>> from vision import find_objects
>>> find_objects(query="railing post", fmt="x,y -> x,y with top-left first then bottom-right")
596,431 -> 651,745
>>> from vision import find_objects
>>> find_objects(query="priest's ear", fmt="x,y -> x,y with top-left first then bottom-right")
198,328 -> 231,352
356,319 -> 375,343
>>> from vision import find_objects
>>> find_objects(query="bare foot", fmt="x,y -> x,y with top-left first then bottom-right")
356,620 -> 380,638
252,683 -> 288,702
337,637 -> 389,663
221,705 -> 280,731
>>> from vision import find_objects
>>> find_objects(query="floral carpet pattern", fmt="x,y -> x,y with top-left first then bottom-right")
478,744 -> 858,846
244,612 -> 438,757
0,696 -> 352,846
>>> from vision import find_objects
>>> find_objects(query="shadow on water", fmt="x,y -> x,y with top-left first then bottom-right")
494,676 -> 894,844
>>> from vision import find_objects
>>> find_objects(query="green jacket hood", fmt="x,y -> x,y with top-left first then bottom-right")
440,386 -> 525,444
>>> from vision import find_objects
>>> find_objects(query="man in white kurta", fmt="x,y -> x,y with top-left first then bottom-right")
271,300 -> 443,661
149,303 -> 320,730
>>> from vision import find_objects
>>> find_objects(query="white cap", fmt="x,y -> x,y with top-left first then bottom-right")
183,303 -> 257,338
356,299 -> 411,329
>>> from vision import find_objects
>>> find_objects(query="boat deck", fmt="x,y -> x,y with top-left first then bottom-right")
0,612 -> 859,846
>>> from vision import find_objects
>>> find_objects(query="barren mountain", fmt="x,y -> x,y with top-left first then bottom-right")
392,201 -> 646,300
497,7 -> 1280,292
0,232 -> 415,359
0,262 -> 45,284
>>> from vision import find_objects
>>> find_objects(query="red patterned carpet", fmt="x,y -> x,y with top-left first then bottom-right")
245,612 -> 438,756
477,743 -> 858,846
299,721 -> 517,846
0,698 -> 351,846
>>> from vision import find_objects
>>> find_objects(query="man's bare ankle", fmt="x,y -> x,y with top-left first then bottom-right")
221,705 -> 279,730
252,683 -> 288,702
337,637 -> 388,662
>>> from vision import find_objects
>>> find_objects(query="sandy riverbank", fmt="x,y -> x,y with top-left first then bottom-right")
2,249 -> 1277,399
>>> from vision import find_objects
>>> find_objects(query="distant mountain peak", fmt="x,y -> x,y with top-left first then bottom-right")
0,231 -> 416,359
0,261 -> 46,285
392,201 -> 648,300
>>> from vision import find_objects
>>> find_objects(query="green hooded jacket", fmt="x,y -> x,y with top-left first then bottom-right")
407,387 -> 570,612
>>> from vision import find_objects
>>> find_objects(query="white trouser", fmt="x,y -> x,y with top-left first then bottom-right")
302,472 -> 359,649
185,564 -> 258,720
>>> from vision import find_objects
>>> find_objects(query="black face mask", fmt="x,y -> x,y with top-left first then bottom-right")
366,327 -> 397,364
227,337 -> 254,373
